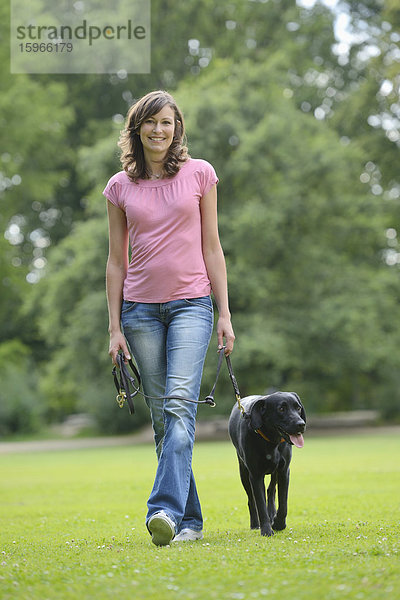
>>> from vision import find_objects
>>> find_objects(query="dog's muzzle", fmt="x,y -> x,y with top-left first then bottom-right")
278,427 -> 305,448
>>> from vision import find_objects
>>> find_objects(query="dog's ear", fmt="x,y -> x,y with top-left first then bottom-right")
249,398 -> 267,430
292,392 -> 306,422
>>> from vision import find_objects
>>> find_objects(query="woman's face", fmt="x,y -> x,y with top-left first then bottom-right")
139,105 -> 176,159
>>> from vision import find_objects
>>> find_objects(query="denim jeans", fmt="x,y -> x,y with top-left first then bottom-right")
121,296 -> 214,533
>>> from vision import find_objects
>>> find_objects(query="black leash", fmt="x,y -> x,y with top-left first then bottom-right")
112,354 -> 141,415
203,346 -> 226,405
204,348 -> 244,413
112,346 -> 242,414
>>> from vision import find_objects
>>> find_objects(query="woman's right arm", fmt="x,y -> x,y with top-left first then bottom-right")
106,200 -> 131,364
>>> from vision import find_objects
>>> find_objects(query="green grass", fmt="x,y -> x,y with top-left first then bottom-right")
0,433 -> 399,600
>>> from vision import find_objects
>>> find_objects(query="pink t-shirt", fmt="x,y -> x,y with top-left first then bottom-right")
103,158 -> 218,303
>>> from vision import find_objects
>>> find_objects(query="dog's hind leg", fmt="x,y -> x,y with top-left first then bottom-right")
238,457 -> 259,529
267,471 -> 277,523
272,466 -> 290,531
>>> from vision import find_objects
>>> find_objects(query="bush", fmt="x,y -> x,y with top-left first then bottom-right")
77,381 -> 151,435
0,340 -> 45,436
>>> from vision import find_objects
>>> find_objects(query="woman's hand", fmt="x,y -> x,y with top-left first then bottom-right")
217,316 -> 235,356
108,330 -> 131,365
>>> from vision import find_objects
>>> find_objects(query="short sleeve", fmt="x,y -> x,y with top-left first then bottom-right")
200,161 -> 218,196
103,178 -> 123,210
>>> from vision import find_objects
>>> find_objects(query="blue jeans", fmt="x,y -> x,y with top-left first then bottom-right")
121,296 -> 214,533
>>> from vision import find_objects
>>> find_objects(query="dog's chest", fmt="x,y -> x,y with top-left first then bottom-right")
259,447 -> 281,473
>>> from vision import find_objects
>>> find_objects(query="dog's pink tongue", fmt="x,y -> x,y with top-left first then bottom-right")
289,434 -> 304,448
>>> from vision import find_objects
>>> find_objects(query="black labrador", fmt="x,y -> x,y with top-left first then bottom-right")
228,392 -> 306,537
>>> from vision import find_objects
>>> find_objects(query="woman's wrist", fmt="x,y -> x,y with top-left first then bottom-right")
216,308 -> 231,320
108,324 -> 122,335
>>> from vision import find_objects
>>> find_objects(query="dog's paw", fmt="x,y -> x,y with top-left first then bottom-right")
260,526 -> 274,537
272,518 -> 286,531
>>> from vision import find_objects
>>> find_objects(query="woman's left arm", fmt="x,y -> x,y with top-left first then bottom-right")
201,184 -> 235,355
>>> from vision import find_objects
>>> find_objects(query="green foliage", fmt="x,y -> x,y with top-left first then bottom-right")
332,1 -> 400,190
0,435 -> 399,599
178,58 -> 400,414
2,0 -> 400,431
0,2 -> 73,347
0,237 -> 27,340
0,74 -> 74,261
0,340 -> 44,435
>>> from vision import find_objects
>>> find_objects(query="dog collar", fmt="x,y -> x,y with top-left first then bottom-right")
255,428 -> 286,444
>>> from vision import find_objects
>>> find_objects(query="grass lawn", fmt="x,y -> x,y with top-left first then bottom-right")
0,432 -> 399,600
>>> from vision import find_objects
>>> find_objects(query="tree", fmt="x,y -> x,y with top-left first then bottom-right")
29,55 -> 400,428
329,0 -> 400,188
6,0 -> 400,433
176,57 -> 400,415
0,0 -> 73,350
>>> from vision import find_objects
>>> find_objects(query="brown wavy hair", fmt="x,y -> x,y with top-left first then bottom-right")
118,90 -> 190,182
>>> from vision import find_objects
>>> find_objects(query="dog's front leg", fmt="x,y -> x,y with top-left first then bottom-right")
272,466 -> 290,531
249,474 -> 274,536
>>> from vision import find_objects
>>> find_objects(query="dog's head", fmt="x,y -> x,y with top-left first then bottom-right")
249,392 -> 306,447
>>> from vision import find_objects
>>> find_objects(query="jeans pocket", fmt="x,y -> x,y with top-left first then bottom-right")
121,300 -> 137,314
184,296 -> 213,313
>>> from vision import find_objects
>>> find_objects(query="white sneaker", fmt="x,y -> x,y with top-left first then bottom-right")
147,511 -> 175,546
172,528 -> 203,542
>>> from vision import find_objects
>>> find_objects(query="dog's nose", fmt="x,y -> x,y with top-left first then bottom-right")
296,421 -> 306,433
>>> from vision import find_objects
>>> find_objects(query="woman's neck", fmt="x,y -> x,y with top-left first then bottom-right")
144,153 -> 165,179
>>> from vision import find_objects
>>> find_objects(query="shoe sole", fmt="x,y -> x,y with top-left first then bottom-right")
148,516 -> 175,546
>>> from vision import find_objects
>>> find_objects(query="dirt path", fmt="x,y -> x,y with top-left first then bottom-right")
0,420 -> 229,454
1,424 -> 398,454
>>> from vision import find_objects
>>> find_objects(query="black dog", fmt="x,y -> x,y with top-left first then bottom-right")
228,392 -> 306,537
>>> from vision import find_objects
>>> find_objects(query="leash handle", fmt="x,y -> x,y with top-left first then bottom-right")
204,346 -> 226,407
205,347 -> 245,415
112,354 -> 141,415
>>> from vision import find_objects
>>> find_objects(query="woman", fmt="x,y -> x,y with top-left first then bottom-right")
104,90 -> 235,546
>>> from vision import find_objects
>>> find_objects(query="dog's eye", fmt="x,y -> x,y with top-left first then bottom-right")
297,406 -> 302,413
278,404 -> 287,413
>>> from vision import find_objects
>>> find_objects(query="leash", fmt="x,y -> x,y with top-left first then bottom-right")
112,346 -> 245,415
205,349 -> 246,417
113,349 -> 233,414
112,354 -> 141,415
206,353 -> 284,444
211,355 -> 286,444
113,349 -> 285,443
